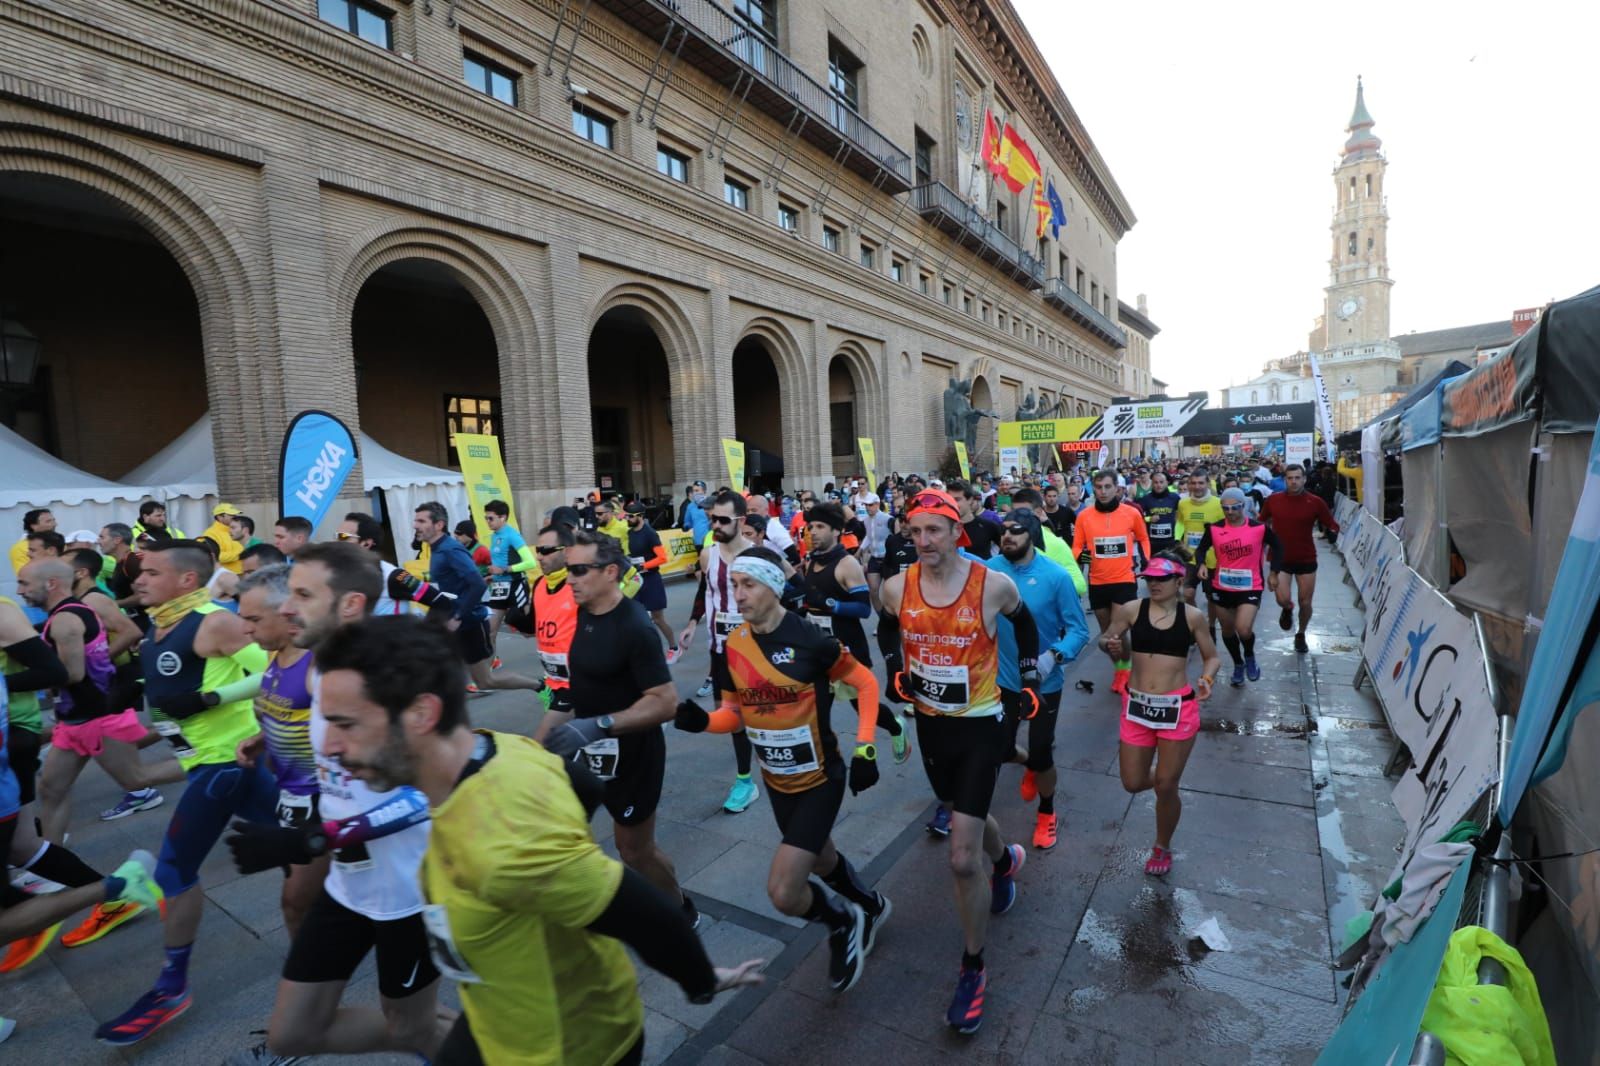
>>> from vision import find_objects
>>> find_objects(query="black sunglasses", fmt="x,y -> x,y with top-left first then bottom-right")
536,545 -> 563,555
566,562 -> 610,576
709,515 -> 736,525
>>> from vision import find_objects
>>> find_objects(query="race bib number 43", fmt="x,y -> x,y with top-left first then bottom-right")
580,738 -> 620,781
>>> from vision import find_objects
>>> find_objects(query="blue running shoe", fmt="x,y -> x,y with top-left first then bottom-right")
1230,664 -> 1246,687
722,776 -> 758,813
95,986 -> 192,1046
946,965 -> 986,1034
989,843 -> 1026,915
925,804 -> 951,837
1245,657 -> 1261,682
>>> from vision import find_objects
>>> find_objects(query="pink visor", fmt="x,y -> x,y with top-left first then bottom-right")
1140,557 -> 1185,580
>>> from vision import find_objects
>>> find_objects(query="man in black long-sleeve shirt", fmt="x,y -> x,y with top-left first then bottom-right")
411,501 -> 543,694
313,615 -> 764,1065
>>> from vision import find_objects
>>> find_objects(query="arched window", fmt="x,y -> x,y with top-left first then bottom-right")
1251,390 -> 1259,404
1348,232 -> 1358,256
1292,385 -> 1300,400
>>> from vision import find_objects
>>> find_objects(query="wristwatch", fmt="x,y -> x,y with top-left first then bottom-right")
854,742 -> 877,761
597,714 -> 616,736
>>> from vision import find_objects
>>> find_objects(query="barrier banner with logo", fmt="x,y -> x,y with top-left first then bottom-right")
659,528 -> 700,575
722,438 -> 746,491
1342,509 -> 1393,591
1360,547 -> 1499,877
953,441 -> 971,481
1083,396 -> 1208,441
1285,432 -> 1315,466
452,432 -> 516,534
1441,342 -> 1536,439
997,416 -> 1097,447
857,437 -> 876,489
279,410 -> 359,533
998,446 -> 1022,475
1179,402 -> 1317,438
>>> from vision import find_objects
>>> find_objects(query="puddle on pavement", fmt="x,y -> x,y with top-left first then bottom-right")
1317,715 -> 1391,733
1317,641 -> 1362,654
1198,717 -> 1313,737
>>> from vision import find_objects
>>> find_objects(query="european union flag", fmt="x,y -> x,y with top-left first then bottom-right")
1046,179 -> 1066,240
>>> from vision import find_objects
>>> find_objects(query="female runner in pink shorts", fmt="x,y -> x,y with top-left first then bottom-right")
1097,553 -> 1221,876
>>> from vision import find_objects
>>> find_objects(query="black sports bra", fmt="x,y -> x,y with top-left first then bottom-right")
1130,599 -> 1195,660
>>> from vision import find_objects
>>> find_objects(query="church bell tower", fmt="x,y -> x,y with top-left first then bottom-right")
1324,77 -> 1392,350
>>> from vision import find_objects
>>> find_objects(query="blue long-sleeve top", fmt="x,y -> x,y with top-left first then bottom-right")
682,500 -> 710,543
428,533 -> 489,622
986,550 -> 1091,694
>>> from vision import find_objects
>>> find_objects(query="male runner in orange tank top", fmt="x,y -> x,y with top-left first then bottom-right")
878,489 -> 1042,1037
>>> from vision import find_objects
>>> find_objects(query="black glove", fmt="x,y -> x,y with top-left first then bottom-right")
848,748 -> 880,795
803,585 -> 832,613
543,717 -> 608,757
674,699 -> 711,733
159,689 -> 218,720
225,819 -> 326,875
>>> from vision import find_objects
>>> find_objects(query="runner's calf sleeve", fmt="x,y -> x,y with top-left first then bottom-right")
821,853 -> 877,909
1,636 -> 67,691
1242,633 -> 1256,658
1222,633 -> 1243,665
802,880 -> 852,930
588,867 -> 717,1001
22,841 -> 101,888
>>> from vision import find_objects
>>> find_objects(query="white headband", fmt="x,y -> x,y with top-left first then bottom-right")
730,556 -> 786,597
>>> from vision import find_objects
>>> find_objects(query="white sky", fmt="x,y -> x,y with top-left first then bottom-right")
1011,0 -> 1600,400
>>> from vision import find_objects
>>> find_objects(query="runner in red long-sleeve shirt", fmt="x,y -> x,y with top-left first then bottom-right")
1260,464 -> 1340,654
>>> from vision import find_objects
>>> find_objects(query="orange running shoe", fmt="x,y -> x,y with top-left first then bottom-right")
1019,768 -> 1038,803
1110,668 -> 1132,696
1032,812 -> 1058,850
61,902 -> 145,949
0,922 -> 61,973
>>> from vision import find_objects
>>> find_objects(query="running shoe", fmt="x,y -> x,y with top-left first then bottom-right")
695,677 -> 714,698
0,1017 -> 14,1046
1144,845 -> 1173,877
94,986 -> 193,1046
1294,633 -> 1310,654
681,892 -> 701,931
466,683 -> 481,695
10,869 -> 59,894
925,804 -> 951,837
861,892 -> 892,954
1278,606 -> 1293,631
722,776 -> 758,813
1032,811 -> 1059,851
491,656 -> 503,670
946,965 -> 986,1035
1230,664 -> 1246,687
665,646 -> 683,666
989,843 -> 1025,914
890,725 -> 911,765
100,788 -> 164,821
1019,768 -> 1038,803
1245,657 -> 1261,683
1110,667 -> 1132,696
61,902 -> 145,948
0,922 -> 60,973
827,900 -> 866,993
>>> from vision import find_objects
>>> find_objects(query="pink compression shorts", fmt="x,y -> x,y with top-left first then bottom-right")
1119,686 -> 1200,747
50,708 -> 149,757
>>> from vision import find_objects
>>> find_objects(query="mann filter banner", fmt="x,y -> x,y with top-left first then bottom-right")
659,528 -> 700,575
279,410 -> 358,533
453,432 -> 516,534
722,438 -> 745,491
1082,396 -> 1208,441
857,437 -> 876,489
953,441 -> 971,481
997,416 -> 1097,447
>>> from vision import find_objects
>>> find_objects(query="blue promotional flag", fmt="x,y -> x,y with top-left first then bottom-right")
278,410 -> 359,534
1046,179 -> 1067,240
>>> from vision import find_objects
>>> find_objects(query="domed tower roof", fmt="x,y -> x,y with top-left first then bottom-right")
1343,76 -> 1382,160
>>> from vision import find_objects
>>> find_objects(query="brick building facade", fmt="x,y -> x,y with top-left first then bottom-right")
0,0 -> 1133,520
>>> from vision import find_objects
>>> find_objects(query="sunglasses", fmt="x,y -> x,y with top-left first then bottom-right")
1001,525 -> 1031,537
1145,574 -> 1180,584
1221,504 -> 1245,512
565,562 -> 610,576
709,515 -> 736,526
535,545 -> 563,556
335,531 -> 357,541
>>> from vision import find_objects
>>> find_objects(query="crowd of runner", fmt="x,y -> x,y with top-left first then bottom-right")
0,451 -> 1342,1059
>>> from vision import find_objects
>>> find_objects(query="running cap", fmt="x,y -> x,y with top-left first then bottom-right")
213,502 -> 243,516
623,501 -> 646,515
859,492 -> 880,505
1220,487 -> 1249,506
1140,557 -> 1185,580
65,529 -> 98,544
905,489 -> 971,547
1000,507 -> 1043,550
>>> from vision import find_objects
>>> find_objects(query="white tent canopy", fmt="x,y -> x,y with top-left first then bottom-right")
120,414 -> 468,554
1,421 -> 157,590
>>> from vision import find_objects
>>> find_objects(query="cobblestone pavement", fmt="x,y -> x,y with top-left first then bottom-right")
3,539 -> 1400,1064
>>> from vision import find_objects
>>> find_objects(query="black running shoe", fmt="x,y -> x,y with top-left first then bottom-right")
1294,633 -> 1310,654
827,901 -> 867,992
862,892 -> 892,954
1279,606 -> 1293,631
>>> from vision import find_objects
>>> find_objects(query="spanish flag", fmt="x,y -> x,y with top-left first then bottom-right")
997,123 -> 1041,195
979,108 -> 1004,179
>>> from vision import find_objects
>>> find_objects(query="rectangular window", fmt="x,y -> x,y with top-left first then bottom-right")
445,395 -> 499,466
919,273 -> 931,296
723,178 -> 750,210
995,202 -> 1008,236
1075,267 -> 1085,295
980,303 -> 990,324
1058,253 -> 1068,279
942,283 -> 953,305
830,401 -> 855,460
463,51 -> 517,105
997,311 -> 1007,331
319,0 -> 392,48
1365,174 -> 1373,197
827,37 -> 862,129
571,104 -> 614,148
656,146 -> 689,182
914,129 -> 935,185
962,294 -> 973,315
823,225 -> 841,253
733,0 -> 778,44
891,258 -> 906,283
1090,281 -> 1098,307
778,203 -> 799,232
859,243 -> 875,269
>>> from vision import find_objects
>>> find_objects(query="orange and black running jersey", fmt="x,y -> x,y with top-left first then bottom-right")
1072,503 -> 1151,586
531,577 -> 578,690
897,561 -> 1001,719
722,612 -> 853,793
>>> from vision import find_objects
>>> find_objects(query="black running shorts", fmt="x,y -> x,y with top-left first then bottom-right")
282,888 -> 440,999
914,713 -> 1008,820
767,764 -> 845,854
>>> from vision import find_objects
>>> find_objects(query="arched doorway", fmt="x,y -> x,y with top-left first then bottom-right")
827,356 -> 860,478
733,336 -> 785,494
352,259 -> 500,471
0,173 -> 206,477
970,375 -> 995,473
587,307 -> 673,498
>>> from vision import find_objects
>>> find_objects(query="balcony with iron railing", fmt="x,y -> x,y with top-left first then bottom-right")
908,182 -> 1045,290
1044,276 -> 1127,349
591,0 -> 913,190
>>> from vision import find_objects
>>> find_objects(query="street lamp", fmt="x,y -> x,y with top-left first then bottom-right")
0,313 -> 42,388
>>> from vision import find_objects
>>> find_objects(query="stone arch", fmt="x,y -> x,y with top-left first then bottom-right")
829,338 -> 885,454
970,373 -> 996,471
734,314 -> 813,484
333,220 -> 544,483
0,112 -> 268,495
